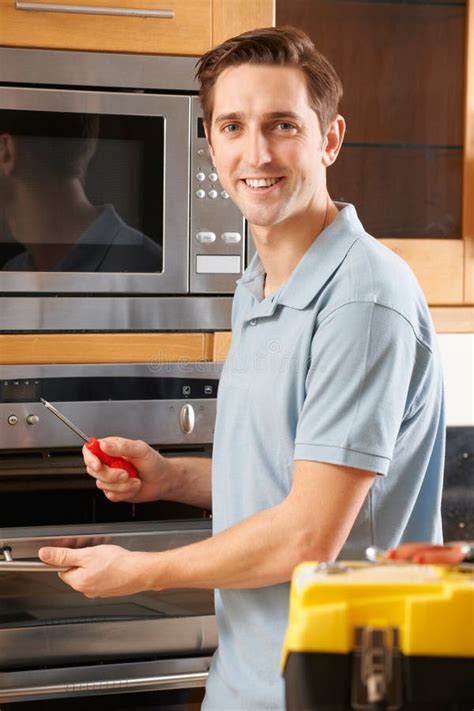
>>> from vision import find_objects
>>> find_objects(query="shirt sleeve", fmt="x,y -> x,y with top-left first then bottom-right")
294,301 -> 422,475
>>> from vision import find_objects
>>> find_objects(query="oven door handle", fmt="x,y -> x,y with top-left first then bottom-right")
0,547 -> 69,572
0,560 -> 69,572
0,671 -> 209,701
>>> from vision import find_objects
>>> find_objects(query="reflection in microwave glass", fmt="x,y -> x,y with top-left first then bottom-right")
0,110 -> 164,273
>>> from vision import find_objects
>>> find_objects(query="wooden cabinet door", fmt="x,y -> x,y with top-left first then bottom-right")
0,0 -> 211,54
0,0 -> 275,55
276,0 -> 473,306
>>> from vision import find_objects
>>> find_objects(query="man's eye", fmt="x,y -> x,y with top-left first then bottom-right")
276,122 -> 296,131
223,124 -> 240,133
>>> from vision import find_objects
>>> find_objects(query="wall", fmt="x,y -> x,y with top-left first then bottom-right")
438,334 -> 474,425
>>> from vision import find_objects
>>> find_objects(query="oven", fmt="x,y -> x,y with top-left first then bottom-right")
0,362 -> 221,707
0,47 -> 244,332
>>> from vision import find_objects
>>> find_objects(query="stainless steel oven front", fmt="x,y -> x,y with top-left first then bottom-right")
0,362 -> 221,707
0,47 -> 244,331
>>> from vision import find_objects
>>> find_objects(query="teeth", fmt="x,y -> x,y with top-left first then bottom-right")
245,178 -> 280,188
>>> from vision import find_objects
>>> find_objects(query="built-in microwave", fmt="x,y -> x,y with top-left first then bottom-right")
0,48 -> 245,331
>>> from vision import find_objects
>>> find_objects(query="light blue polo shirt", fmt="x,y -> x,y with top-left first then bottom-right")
203,203 -> 445,711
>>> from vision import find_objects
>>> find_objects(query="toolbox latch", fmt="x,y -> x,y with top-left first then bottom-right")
351,626 -> 402,710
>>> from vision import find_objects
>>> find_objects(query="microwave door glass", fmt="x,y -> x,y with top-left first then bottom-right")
0,110 -> 164,274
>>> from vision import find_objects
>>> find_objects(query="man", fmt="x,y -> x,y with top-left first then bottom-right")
39,27 -> 445,710
0,111 -> 162,272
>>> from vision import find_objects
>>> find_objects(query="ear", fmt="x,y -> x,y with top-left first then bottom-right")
0,134 -> 16,176
321,115 -> 346,168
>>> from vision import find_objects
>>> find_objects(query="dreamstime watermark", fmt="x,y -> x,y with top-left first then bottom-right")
147,340 -> 313,376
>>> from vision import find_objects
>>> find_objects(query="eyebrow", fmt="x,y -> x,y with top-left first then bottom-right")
213,111 -> 303,124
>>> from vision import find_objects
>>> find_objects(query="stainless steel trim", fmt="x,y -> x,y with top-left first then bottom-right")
0,296 -> 232,330
1,399 -> 218,448
190,96 -> 247,294
0,657 -> 212,703
0,362 -> 222,379
16,1 -> 175,17
0,47 -> 199,90
0,672 -> 207,700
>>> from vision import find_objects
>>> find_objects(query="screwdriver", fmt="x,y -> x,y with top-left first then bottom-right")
40,398 -> 138,479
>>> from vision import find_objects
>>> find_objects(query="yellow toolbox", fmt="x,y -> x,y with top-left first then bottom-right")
282,561 -> 474,711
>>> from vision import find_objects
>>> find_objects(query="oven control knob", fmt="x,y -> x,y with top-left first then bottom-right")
26,414 -> 39,425
179,403 -> 195,435
7,414 -> 18,426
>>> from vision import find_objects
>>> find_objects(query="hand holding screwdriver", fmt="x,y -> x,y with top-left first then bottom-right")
41,398 -> 138,479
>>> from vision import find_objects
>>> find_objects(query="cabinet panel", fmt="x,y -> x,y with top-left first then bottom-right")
0,0 -> 211,55
329,146 -> 462,238
279,0 -> 465,146
277,0 -> 471,306
379,238 -> 464,304
212,0 -> 275,46
0,333 -> 214,364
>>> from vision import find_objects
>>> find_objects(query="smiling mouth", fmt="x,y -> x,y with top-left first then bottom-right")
243,177 -> 284,190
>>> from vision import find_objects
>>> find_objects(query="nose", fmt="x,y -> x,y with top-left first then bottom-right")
244,128 -> 272,169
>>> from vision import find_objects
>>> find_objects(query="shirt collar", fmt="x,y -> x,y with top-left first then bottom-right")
238,203 -> 366,312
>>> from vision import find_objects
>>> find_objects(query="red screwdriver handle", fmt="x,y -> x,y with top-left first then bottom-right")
86,437 -> 139,479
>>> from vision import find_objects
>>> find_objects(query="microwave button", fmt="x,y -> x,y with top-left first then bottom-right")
196,189 -> 206,199
197,148 -> 206,157
208,172 -> 218,183
208,189 -> 218,199
196,171 -> 206,182
196,231 -> 217,244
220,190 -> 230,199
221,231 -> 242,244
7,414 -> 18,426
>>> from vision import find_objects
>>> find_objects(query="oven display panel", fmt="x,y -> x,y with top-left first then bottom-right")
0,377 -> 219,403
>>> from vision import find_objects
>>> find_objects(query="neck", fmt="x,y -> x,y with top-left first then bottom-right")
5,178 -> 99,270
251,194 -> 338,298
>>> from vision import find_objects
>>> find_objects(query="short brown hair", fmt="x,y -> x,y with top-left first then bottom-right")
0,110 -> 98,179
195,26 -> 343,134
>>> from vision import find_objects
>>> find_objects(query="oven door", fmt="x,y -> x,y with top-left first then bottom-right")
0,87 -> 189,294
0,521 -> 217,705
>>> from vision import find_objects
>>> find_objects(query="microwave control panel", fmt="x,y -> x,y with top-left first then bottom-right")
190,97 -> 246,294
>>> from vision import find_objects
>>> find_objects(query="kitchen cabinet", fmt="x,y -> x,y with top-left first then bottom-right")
0,0 -> 274,55
276,0 -> 474,307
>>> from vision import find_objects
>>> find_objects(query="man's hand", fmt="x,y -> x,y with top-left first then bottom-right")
83,437 -> 173,504
38,544 -> 154,597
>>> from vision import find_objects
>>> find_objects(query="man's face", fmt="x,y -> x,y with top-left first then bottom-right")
207,64 -> 333,231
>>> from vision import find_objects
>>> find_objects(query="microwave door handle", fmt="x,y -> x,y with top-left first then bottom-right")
15,2 -> 175,18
